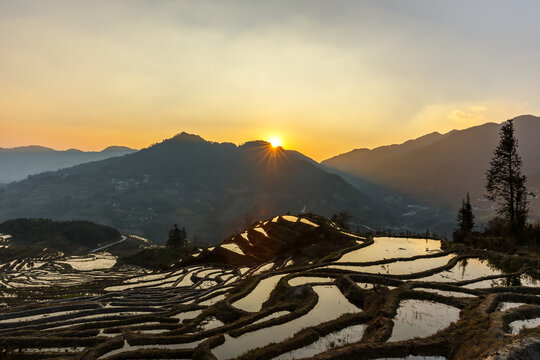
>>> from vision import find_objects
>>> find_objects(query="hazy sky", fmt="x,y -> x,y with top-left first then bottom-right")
2,1 -> 540,160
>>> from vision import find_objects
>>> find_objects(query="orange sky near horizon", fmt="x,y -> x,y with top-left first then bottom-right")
2,1 -> 540,161
0,114 -> 529,162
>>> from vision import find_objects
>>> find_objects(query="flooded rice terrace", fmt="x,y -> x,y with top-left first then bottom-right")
0,234 -> 539,359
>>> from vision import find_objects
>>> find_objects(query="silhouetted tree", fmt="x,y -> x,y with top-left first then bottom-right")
332,211 -> 351,230
485,120 -> 530,233
457,193 -> 474,233
166,224 -> 188,250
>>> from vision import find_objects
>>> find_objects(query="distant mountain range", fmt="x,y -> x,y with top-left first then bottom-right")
4,115 -> 538,243
0,133 -> 415,245
322,114 -> 540,233
0,145 -> 136,183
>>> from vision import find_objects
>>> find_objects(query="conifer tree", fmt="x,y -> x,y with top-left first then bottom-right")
485,120 -> 529,233
457,193 -> 474,233
332,211 -> 352,230
166,224 -> 188,249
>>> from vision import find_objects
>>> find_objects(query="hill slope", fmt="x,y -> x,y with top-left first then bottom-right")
0,218 -> 120,253
0,145 -> 136,183
195,213 -> 361,266
323,115 -> 540,232
0,133 -> 403,245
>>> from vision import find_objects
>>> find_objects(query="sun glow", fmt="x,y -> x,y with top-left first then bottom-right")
268,136 -> 283,148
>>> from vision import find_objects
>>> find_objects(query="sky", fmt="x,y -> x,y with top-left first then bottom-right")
1,0 -> 540,161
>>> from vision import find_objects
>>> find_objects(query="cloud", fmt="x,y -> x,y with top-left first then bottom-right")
407,101 -> 530,139
1,1 -> 540,160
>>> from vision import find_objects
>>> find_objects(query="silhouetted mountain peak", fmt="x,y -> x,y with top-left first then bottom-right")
240,140 -> 272,148
101,146 -> 134,152
170,132 -> 207,142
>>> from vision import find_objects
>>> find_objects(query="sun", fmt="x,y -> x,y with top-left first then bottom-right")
268,136 -> 283,148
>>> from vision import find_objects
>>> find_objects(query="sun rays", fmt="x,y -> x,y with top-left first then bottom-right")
268,136 -> 283,148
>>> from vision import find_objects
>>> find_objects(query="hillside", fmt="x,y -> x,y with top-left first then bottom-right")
190,213 -> 361,267
0,218 -> 120,253
0,145 -> 136,183
323,115 -> 540,232
0,133 -> 405,245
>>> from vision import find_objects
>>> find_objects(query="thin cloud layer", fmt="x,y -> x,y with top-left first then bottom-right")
1,1 -> 539,160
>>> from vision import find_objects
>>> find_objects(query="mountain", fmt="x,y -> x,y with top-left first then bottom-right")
322,114 -> 540,233
0,145 -> 136,184
0,133 -> 404,245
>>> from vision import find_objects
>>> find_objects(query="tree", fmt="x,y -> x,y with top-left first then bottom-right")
485,120 -> 529,233
457,193 -> 474,233
166,224 -> 188,250
332,211 -> 352,230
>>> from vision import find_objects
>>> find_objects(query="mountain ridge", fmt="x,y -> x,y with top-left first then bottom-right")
322,114 -> 540,233
0,145 -> 137,183
0,132 -> 407,245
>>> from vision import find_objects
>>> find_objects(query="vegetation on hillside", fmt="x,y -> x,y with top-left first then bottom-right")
118,224 -> 191,270
0,218 -> 120,251
331,211 -> 352,230
118,247 -> 190,270
166,224 -> 188,250
454,120 -> 539,251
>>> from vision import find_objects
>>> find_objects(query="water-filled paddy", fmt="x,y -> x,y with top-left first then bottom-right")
173,309 -> 203,321
57,253 -> 117,271
416,258 -> 502,282
414,287 -> 476,298
337,237 -> 442,263
274,323 -> 366,359
288,276 -> 334,286
509,317 -> 540,334
253,310 -> 290,325
2,232 -> 539,359
213,285 -> 361,359
233,274 -> 286,312
98,339 -> 203,359
498,302 -> 528,311
329,254 -> 455,275
388,300 -> 460,342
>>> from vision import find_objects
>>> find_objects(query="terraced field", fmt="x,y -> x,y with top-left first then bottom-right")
0,216 -> 539,359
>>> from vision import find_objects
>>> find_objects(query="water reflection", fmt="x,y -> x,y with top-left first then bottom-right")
213,285 -> 361,359
388,300 -> 459,342
338,237 -> 442,263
